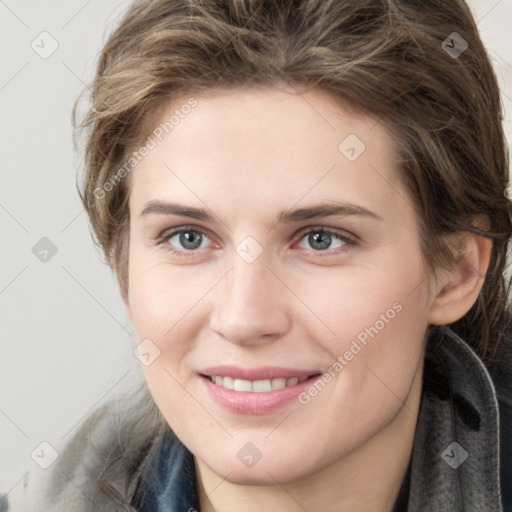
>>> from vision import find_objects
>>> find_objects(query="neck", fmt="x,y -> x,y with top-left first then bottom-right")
195,364 -> 422,512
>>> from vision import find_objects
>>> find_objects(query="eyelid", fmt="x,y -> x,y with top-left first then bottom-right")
294,225 -> 358,245
157,225 -> 213,242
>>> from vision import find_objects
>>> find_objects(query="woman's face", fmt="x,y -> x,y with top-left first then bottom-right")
125,86 -> 436,484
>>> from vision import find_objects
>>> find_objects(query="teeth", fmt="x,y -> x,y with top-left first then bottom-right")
222,376 -> 234,390
210,375 -> 309,392
234,379 -> 252,392
271,378 -> 286,390
253,379 -> 272,392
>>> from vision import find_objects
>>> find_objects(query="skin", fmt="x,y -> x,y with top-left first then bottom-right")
123,85 -> 491,512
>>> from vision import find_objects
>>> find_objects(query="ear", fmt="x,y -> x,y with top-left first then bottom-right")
428,219 -> 492,325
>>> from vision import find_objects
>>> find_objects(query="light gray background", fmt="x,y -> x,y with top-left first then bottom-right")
1,0 -> 511,495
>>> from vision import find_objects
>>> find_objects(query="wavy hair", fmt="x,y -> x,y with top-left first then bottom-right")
73,0 -> 512,508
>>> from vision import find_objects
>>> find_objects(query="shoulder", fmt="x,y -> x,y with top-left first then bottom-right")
5,402 -> 122,512
486,326 -> 512,511
3,384 -> 166,512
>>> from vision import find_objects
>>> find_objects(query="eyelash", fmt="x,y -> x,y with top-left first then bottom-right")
156,225 -> 357,258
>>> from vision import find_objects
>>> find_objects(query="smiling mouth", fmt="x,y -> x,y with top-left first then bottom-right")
201,374 -> 321,392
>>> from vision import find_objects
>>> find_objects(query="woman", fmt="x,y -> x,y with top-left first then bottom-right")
3,0 -> 511,510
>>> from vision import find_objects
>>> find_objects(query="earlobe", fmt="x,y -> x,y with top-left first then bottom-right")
428,230 -> 492,325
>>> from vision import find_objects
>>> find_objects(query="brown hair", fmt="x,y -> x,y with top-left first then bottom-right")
74,0 -> 511,507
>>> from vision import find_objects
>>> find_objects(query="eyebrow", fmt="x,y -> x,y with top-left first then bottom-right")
139,200 -> 383,223
140,201 -> 212,221
277,203 -> 382,223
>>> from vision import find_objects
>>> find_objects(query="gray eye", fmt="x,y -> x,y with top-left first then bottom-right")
169,230 -> 210,250
298,230 -> 346,251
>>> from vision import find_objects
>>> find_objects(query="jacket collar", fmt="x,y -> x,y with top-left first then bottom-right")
404,325 -> 501,510
134,428 -> 199,511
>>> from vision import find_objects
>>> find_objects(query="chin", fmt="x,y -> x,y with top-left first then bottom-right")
215,465 -> 300,486
199,449 -> 314,486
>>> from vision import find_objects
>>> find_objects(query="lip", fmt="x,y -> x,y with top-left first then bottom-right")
198,366 -> 321,414
200,365 -> 319,381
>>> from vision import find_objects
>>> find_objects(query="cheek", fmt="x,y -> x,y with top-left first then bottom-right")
127,254 -> 211,339
295,256 -> 430,402
297,257 -> 429,350
287,272 -> 428,457
126,257 -> 212,436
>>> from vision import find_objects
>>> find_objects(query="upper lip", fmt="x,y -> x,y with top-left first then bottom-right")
200,366 -> 321,381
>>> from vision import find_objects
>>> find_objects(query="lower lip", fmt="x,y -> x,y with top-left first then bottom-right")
199,375 -> 320,414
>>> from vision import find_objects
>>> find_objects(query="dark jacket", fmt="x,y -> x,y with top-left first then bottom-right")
2,325 -> 511,511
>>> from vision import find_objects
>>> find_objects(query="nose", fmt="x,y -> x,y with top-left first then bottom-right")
209,254 -> 290,346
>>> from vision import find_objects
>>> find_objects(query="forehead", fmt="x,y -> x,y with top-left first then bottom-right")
128,86 -> 406,220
